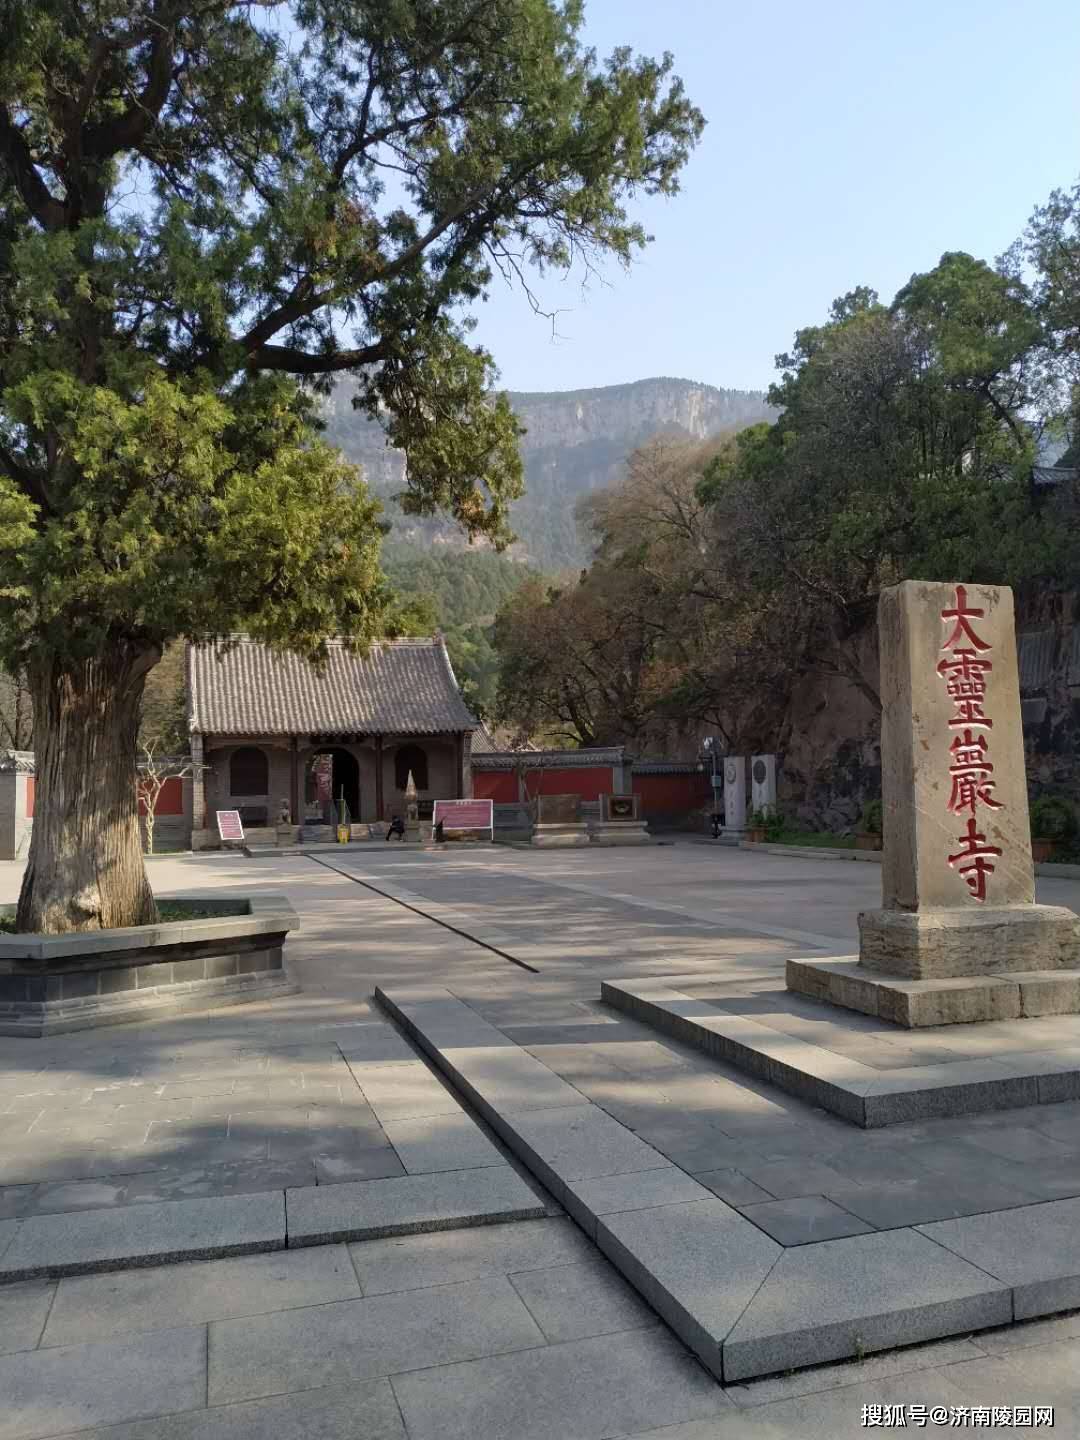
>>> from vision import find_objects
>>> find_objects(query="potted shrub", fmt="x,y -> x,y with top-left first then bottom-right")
746,808 -> 771,843
857,798 -> 883,851
1029,794 -> 1078,864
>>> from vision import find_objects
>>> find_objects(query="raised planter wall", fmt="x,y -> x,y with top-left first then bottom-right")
0,894 -> 300,1037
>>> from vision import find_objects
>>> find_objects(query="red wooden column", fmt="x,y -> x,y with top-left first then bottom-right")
375,735 -> 384,819
455,732 -> 465,798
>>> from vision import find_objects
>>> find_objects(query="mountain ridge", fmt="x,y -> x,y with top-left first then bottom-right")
322,374 -> 776,569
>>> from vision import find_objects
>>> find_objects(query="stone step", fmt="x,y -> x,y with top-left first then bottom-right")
0,1190 -> 286,1281
602,975 -> 1080,1128
375,984 -> 1015,1383
0,1168 -> 553,1283
286,1166 -> 551,1245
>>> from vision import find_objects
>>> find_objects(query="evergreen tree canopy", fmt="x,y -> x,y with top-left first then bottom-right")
0,0 -> 702,931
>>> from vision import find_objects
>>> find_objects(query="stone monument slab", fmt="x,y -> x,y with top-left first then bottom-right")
723,757 -> 746,835
590,793 -> 650,846
536,793 -> 581,825
788,580 -> 1080,1026
750,756 -> 777,816
879,582 -> 1031,911
532,793 -> 589,847
602,793 -> 640,823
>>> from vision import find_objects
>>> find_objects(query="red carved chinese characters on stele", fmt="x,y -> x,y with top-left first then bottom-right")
937,586 -> 1002,903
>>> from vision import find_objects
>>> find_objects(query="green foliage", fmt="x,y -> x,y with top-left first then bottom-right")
0,0 -> 703,665
0,370 -> 389,671
697,250 -> 1077,716
860,798 -> 883,835
1030,794 -> 1078,842
381,541 -> 535,717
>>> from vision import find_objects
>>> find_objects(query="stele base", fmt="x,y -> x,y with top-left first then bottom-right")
788,904 -> 1080,1027
530,823 -> 590,848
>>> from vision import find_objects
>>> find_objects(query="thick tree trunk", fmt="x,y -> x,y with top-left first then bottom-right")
16,646 -> 159,934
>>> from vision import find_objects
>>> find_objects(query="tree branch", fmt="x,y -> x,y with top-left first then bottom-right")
82,11 -> 176,160
0,109 -> 66,229
246,339 -> 392,374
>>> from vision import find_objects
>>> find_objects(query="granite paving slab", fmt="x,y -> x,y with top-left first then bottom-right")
722,1228 -> 1012,1380
60,1380 -> 408,1440
208,1274 -> 546,1403
381,1112 -> 505,1174
350,1215 -> 594,1294
343,1060 -> 464,1122
507,1256 -> 656,1342
0,1280 -> 53,1355
597,1199 -> 781,1379
919,1197 -> 1080,1319
389,1326 -> 732,1440
503,1103 -> 673,1197
380,986 -> 587,1110
0,1190 -> 286,1281
618,1368 -> 982,1440
0,1218 -> 18,1263
0,1324 -> 206,1440
285,1164 -> 550,1245
738,1196 -> 875,1246
562,1167 -> 712,1236
692,1169 -> 774,1206
41,1243 -> 360,1346
824,1175 -> 1042,1229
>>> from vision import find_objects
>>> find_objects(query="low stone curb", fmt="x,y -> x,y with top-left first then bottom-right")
375,983 -> 1080,1383
0,1167 -> 553,1283
603,976 -> 1080,1127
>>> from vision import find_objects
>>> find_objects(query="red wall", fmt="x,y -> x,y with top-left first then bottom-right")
473,771 -> 519,803
632,772 -> 711,820
24,776 -> 34,818
525,767 -> 613,802
473,766 -> 616,804
139,776 -> 185,816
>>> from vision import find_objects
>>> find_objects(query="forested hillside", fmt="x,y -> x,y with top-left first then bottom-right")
381,543 -> 534,718
323,377 -> 775,569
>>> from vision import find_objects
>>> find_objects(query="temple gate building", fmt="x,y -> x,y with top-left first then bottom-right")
187,635 -> 477,846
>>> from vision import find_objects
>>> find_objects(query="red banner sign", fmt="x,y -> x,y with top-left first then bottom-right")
216,810 -> 245,841
433,799 -> 494,831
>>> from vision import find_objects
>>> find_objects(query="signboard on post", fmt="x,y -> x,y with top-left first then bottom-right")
432,798 -> 494,837
216,810 -> 244,844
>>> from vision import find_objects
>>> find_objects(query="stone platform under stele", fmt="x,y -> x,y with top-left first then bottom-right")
602,975 -> 1080,1128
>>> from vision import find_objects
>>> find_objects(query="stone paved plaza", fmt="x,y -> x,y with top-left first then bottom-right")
3,843 -> 1080,1436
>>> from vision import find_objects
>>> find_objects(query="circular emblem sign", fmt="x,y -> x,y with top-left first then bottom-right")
752,759 -> 767,784
724,761 -> 737,784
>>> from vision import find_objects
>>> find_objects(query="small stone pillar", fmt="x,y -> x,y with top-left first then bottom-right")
404,770 -> 421,842
751,755 -> 777,816
723,757 -> 747,837
788,581 -> 1080,1026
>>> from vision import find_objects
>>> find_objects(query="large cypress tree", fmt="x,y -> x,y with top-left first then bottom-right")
0,0 -> 702,932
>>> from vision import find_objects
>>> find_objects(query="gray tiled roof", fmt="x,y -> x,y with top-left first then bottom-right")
470,724 -> 538,754
187,636 -> 477,737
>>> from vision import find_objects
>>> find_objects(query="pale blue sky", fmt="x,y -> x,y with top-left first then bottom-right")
465,0 -> 1080,395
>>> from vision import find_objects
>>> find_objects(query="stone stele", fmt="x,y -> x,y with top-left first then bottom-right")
788,580 -> 1080,1025
531,793 -> 589,848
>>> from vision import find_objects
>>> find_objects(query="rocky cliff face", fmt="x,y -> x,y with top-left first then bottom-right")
322,376 -> 776,570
